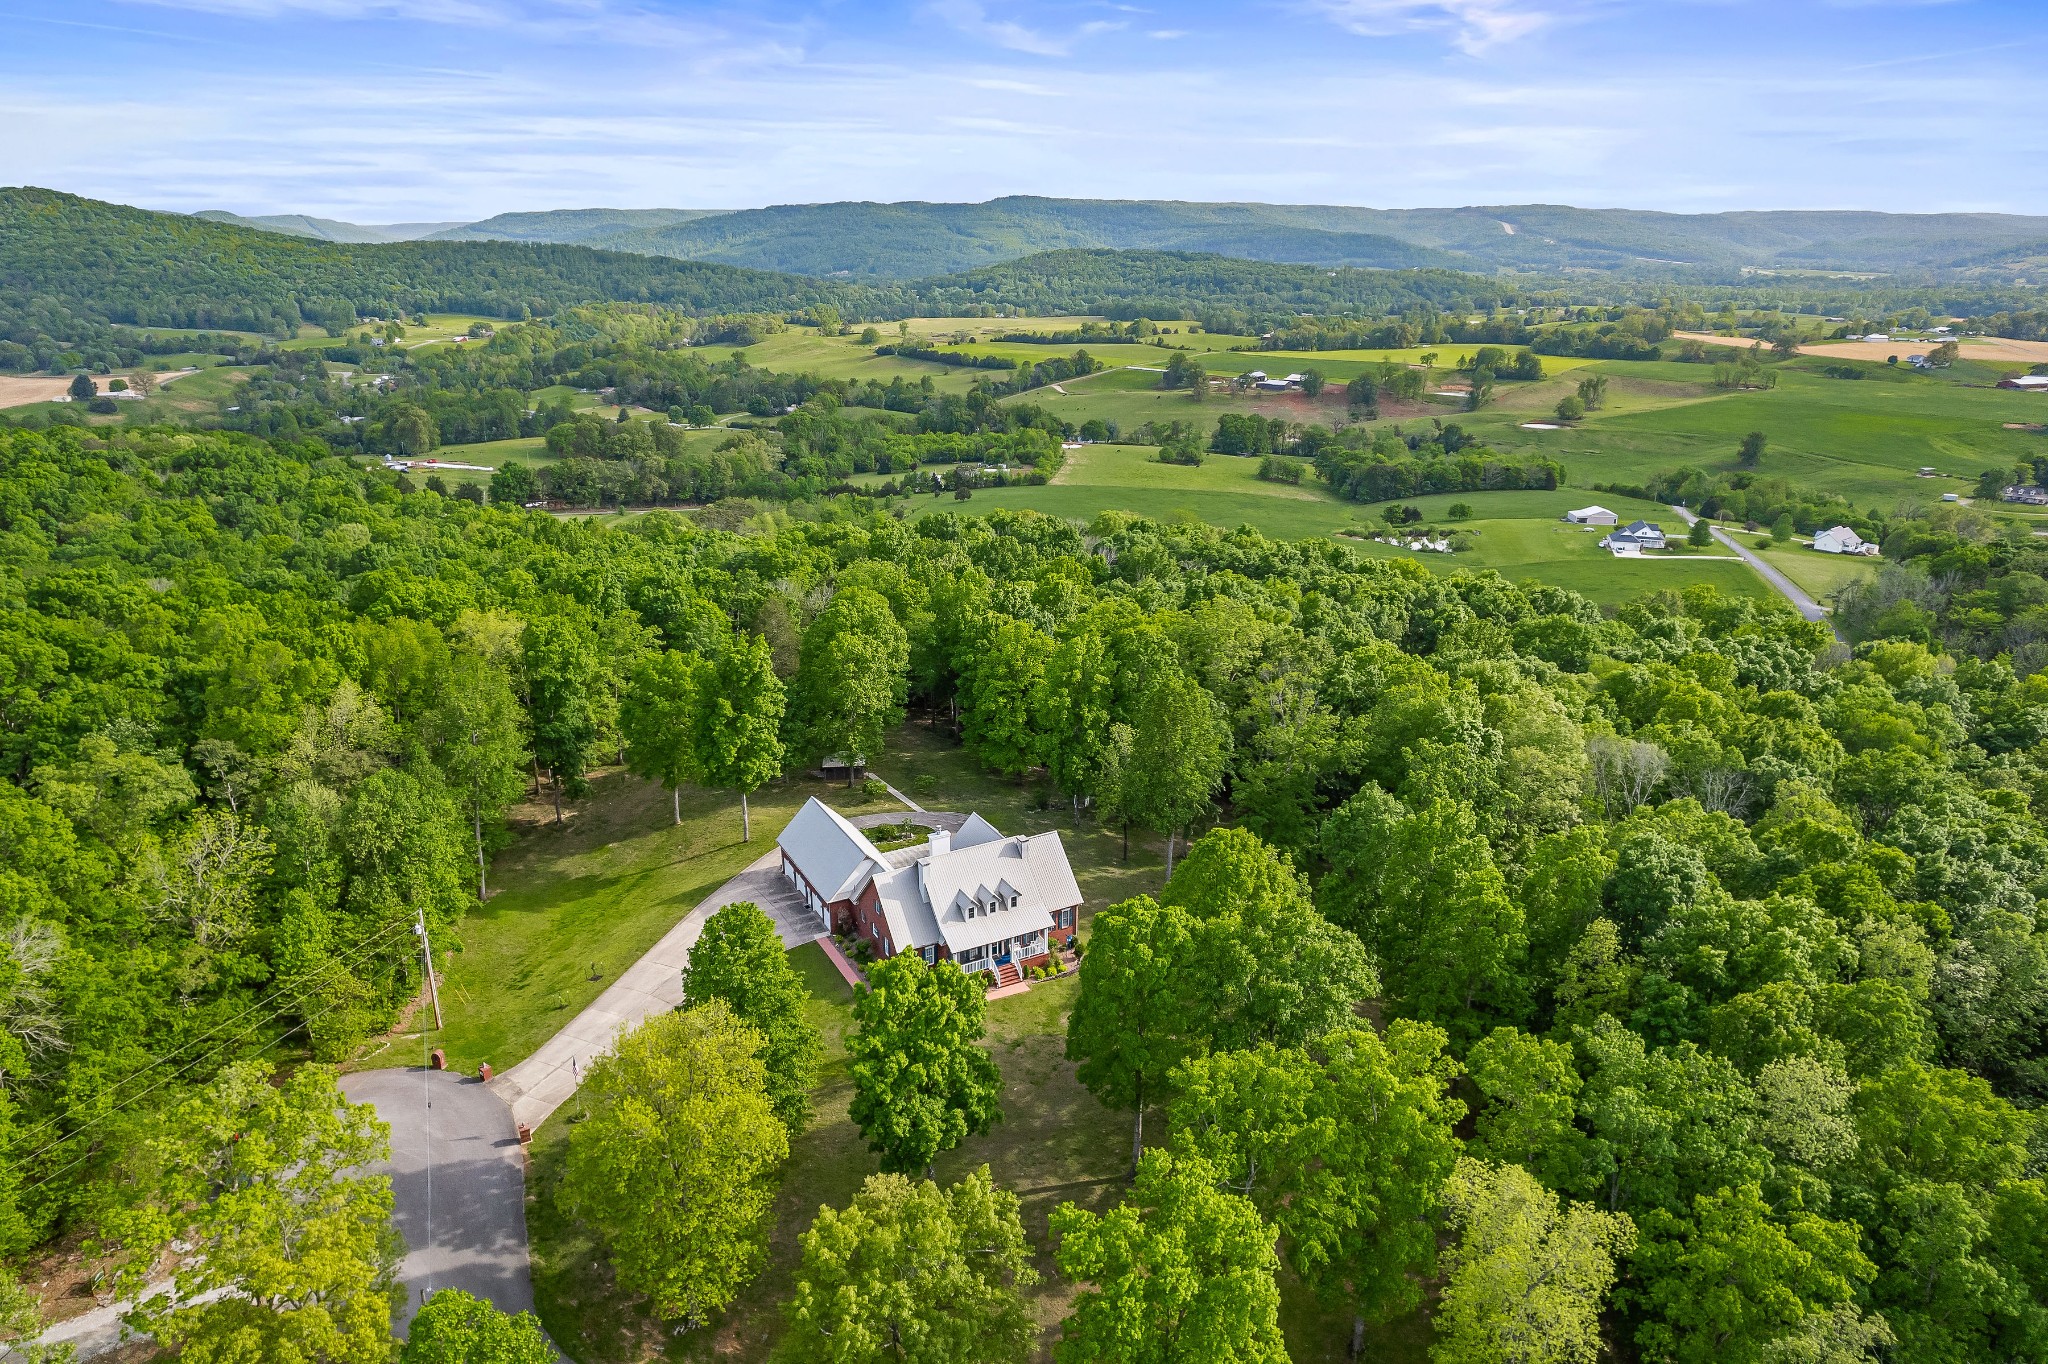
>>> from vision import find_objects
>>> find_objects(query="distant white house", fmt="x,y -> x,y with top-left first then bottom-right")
1564,505 -> 1618,526
1812,526 -> 1880,556
1999,375 -> 2048,390
1601,519 -> 1667,553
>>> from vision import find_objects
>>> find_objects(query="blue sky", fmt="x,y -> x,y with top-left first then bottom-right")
5,0 -> 2045,221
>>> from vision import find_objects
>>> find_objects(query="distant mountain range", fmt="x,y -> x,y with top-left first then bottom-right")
193,210 -> 469,244
188,196 -> 2048,281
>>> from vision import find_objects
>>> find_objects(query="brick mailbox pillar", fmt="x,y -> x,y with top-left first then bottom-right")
429,1048 -> 446,1071
478,1061 -> 493,1082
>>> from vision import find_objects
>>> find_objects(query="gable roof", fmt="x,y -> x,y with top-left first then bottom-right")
952,813 -> 1003,850
776,797 -> 887,903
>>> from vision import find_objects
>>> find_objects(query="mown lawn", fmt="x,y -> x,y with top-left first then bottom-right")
353,766 -> 902,1075
1756,544 -> 1880,602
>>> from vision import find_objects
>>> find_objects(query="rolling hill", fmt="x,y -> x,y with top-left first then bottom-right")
0,190 -> 1529,348
194,210 -> 467,243
200,196 -> 2048,281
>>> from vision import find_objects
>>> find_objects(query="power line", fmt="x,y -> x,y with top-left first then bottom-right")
13,916 -> 420,1169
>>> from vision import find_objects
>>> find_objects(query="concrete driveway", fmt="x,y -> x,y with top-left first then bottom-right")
489,809 -> 966,1133
339,1068 -> 536,1336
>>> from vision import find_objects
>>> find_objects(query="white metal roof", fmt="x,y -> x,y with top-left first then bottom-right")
776,798 -> 887,903
952,813 -> 1003,850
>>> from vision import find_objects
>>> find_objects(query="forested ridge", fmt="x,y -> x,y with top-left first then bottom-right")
9,191 -> 2048,380
0,414 -> 2045,1359
0,188 -> 847,337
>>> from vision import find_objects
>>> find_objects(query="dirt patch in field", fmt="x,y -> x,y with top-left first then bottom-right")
1673,331 -> 2048,365
0,369 -> 205,411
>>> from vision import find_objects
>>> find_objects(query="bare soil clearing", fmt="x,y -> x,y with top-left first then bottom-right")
1674,331 -> 2048,364
0,368 -> 203,410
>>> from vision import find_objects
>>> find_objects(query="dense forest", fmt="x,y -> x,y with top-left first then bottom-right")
1,413 -> 2045,1359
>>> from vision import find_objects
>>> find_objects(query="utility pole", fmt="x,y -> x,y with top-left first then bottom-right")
415,906 -> 443,1031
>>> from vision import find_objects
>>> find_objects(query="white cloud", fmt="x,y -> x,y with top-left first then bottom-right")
1300,0 -> 1562,53
926,0 -> 1125,56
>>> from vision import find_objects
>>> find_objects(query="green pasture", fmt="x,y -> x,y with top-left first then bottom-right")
1198,346 -> 1600,382
1532,366 -> 2036,504
1001,376 -> 1350,431
692,330 -> 984,393
278,313 -> 505,354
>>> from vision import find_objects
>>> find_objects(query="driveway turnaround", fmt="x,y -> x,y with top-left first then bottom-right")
340,1068 -> 536,1337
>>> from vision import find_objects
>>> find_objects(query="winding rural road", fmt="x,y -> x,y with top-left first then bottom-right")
1668,505 -> 1832,624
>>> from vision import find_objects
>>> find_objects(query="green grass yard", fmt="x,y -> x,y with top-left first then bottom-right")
1756,544 -> 1880,602
353,767 -> 902,1075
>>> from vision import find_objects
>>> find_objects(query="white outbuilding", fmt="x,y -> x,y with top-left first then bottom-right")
1564,505 -> 1619,526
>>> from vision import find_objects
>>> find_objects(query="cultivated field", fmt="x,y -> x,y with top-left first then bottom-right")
1675,330 -> 2048,365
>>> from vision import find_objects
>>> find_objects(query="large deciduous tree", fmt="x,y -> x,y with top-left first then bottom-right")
559,1002 -> 787,1327
1170,1020 -> 1465,1352
1430,1158 -> 1636,1364
421,652 -> 528,898
522,614 -> 603,822
690,631 -> 785,840
620,648 -> 701,824
681,901 -> 823,1134
789,587 -> 909,781
1052,1150 -> 1288,1364
107,1061 -> 400,1364
847,954 -> 1001,1175
1118,670 -> 1227,879
1631,1183 -> 1876,1364
958,616 -> 1054,780
1320,789 -> 1528,1042
401,1289 -> 555,1364
1035,626 -> 1117,815
780,1166 -> 1038,1364
1066,894 -> 1200,1173
1161,826 -> 1378,1053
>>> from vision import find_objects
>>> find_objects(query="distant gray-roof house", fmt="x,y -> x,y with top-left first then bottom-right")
1601,520 -> 1667,553
775,799 -> 1080,986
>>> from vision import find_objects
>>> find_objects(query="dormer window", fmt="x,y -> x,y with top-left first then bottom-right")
1010,894 -> 1019,908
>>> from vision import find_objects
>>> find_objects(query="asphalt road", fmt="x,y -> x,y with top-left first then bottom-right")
1668,505 -> 1832,625
339,1068 -> 537,1337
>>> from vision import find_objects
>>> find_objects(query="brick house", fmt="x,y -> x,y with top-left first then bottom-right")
776,798 -> 1082,988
